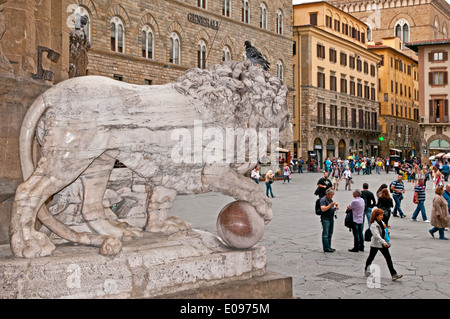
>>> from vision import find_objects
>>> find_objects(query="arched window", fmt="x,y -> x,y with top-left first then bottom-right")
141,25 -> 153,59
260,3 -> 267,29
443,25 -> 448,38
110,16 -> 125,53
169,32 -> 180,65
222,46 -> 232,61
394,19 -> 409,48
366,23 -> 372,41
276,9 -> 284,35
197,40 -> 207,69
435,19 -> 439,39
242,0 -> 249,23
277,60 -> 283,80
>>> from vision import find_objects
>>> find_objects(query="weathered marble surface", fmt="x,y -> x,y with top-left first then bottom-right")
0,230 -> 267,298
11,61 -> 292,258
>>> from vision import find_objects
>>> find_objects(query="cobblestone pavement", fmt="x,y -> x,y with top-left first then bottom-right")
172,170 -> 450,299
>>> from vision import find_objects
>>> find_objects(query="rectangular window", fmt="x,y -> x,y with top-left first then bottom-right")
350,78 -> 355,95
329,48 -> 337,63
317,43 -> 325,59
317,102 -> 326,124
349,56 -> 355,69
340,76 -> 347,94
326,15 -> 332,28
310,13 -> 318,26
317,68 -> 326,89
429,71 -> 448,86
340,52 -> 347,66
330,73 -> 337,91
357,81 -> 362,97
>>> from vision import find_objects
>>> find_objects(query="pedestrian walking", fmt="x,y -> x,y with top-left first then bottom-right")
364,208 -> 403,281
319,188 -> 337,252
343,167 -> 352,191
251,166 -> 260,184
391,174 -> 406,218
315,172 -> 333,198
362,183 -> 376,229
347,189 -> 365,252
377,188 -> 394,228
412,178 -> 429,222
283,163 -> 291,184
429,185 -> 449,240
331,165 -> 342,191
265,170 -> 275,198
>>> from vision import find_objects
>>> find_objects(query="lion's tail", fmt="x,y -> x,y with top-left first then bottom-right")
18,95 -> 114,250
19,94 -> 47,181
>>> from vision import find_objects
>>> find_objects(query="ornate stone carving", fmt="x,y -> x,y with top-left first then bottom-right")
69,16 -> 91,78
10,61 -> 292,258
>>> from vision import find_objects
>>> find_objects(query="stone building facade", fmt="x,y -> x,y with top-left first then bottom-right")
293,2 -> 381,169
406,39 -> 450,162
368,37 -> 421,159
329,0 -> 450,59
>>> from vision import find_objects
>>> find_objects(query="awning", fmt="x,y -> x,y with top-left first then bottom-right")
444,153 -> 450,159
276,147 -> 290,153
435,153 -> 446,157
429,156 -> 436,160
390,148 -> 402,152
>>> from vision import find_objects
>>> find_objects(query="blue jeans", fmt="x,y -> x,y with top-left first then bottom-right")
283,175 -> 290,183
265,182 -> 273,197
363,207 -> 372,229
412,200 -> 427,221
321,218 -> 334,251
392,194 -> 405,217
430,227 -> 446,239
351,223 -> 364,250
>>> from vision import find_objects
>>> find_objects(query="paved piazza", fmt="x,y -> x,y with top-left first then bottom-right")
172,169 -> 450,299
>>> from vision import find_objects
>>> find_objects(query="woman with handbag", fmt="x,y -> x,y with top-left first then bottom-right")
364,208 -> 403,281
429,186 -> 449,240
376,188 -> 393,228
265,170 -> 275,198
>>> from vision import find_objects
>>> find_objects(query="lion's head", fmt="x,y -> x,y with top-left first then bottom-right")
174,60 -> 291,145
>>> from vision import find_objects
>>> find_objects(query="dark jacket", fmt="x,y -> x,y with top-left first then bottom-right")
361,190 -> 376,210
377,196 -> 393,211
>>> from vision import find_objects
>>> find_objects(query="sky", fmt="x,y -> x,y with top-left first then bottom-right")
292,0 -> 450,4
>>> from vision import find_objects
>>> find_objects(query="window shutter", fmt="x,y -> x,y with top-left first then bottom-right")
429,52 -> 434,62
429,72 -> 433,85
429,100 -> 434,123
444,99 -> 449,123
444,52 -> 448,62
444,71 -> 448,85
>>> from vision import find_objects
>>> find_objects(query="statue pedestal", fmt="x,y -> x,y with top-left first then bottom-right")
0,230 -> 291,299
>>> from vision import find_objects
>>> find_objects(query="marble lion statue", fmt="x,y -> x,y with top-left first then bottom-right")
11,60 -> 292,258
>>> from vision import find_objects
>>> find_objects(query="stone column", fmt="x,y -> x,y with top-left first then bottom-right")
1,0 -> 36,78
0,0 -> 14,94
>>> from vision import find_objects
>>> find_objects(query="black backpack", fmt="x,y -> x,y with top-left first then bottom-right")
315,198 -> 322,215
389,181 -> 395,193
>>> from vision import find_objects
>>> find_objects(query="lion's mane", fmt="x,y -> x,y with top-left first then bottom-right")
173,60 -> 288,129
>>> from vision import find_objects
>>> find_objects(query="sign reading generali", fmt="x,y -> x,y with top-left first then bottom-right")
187,13 -> 219,30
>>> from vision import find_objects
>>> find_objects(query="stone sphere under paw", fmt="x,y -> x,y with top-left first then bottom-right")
216,200 -> 264,249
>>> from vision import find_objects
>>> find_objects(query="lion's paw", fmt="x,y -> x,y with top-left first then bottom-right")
11,230 -> 56,258
145,216 -> 192,233
99,237 -> 122,256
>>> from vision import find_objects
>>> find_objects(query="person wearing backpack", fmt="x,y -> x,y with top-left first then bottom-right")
390,174 -> 406,218
319,188 -> 337,253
